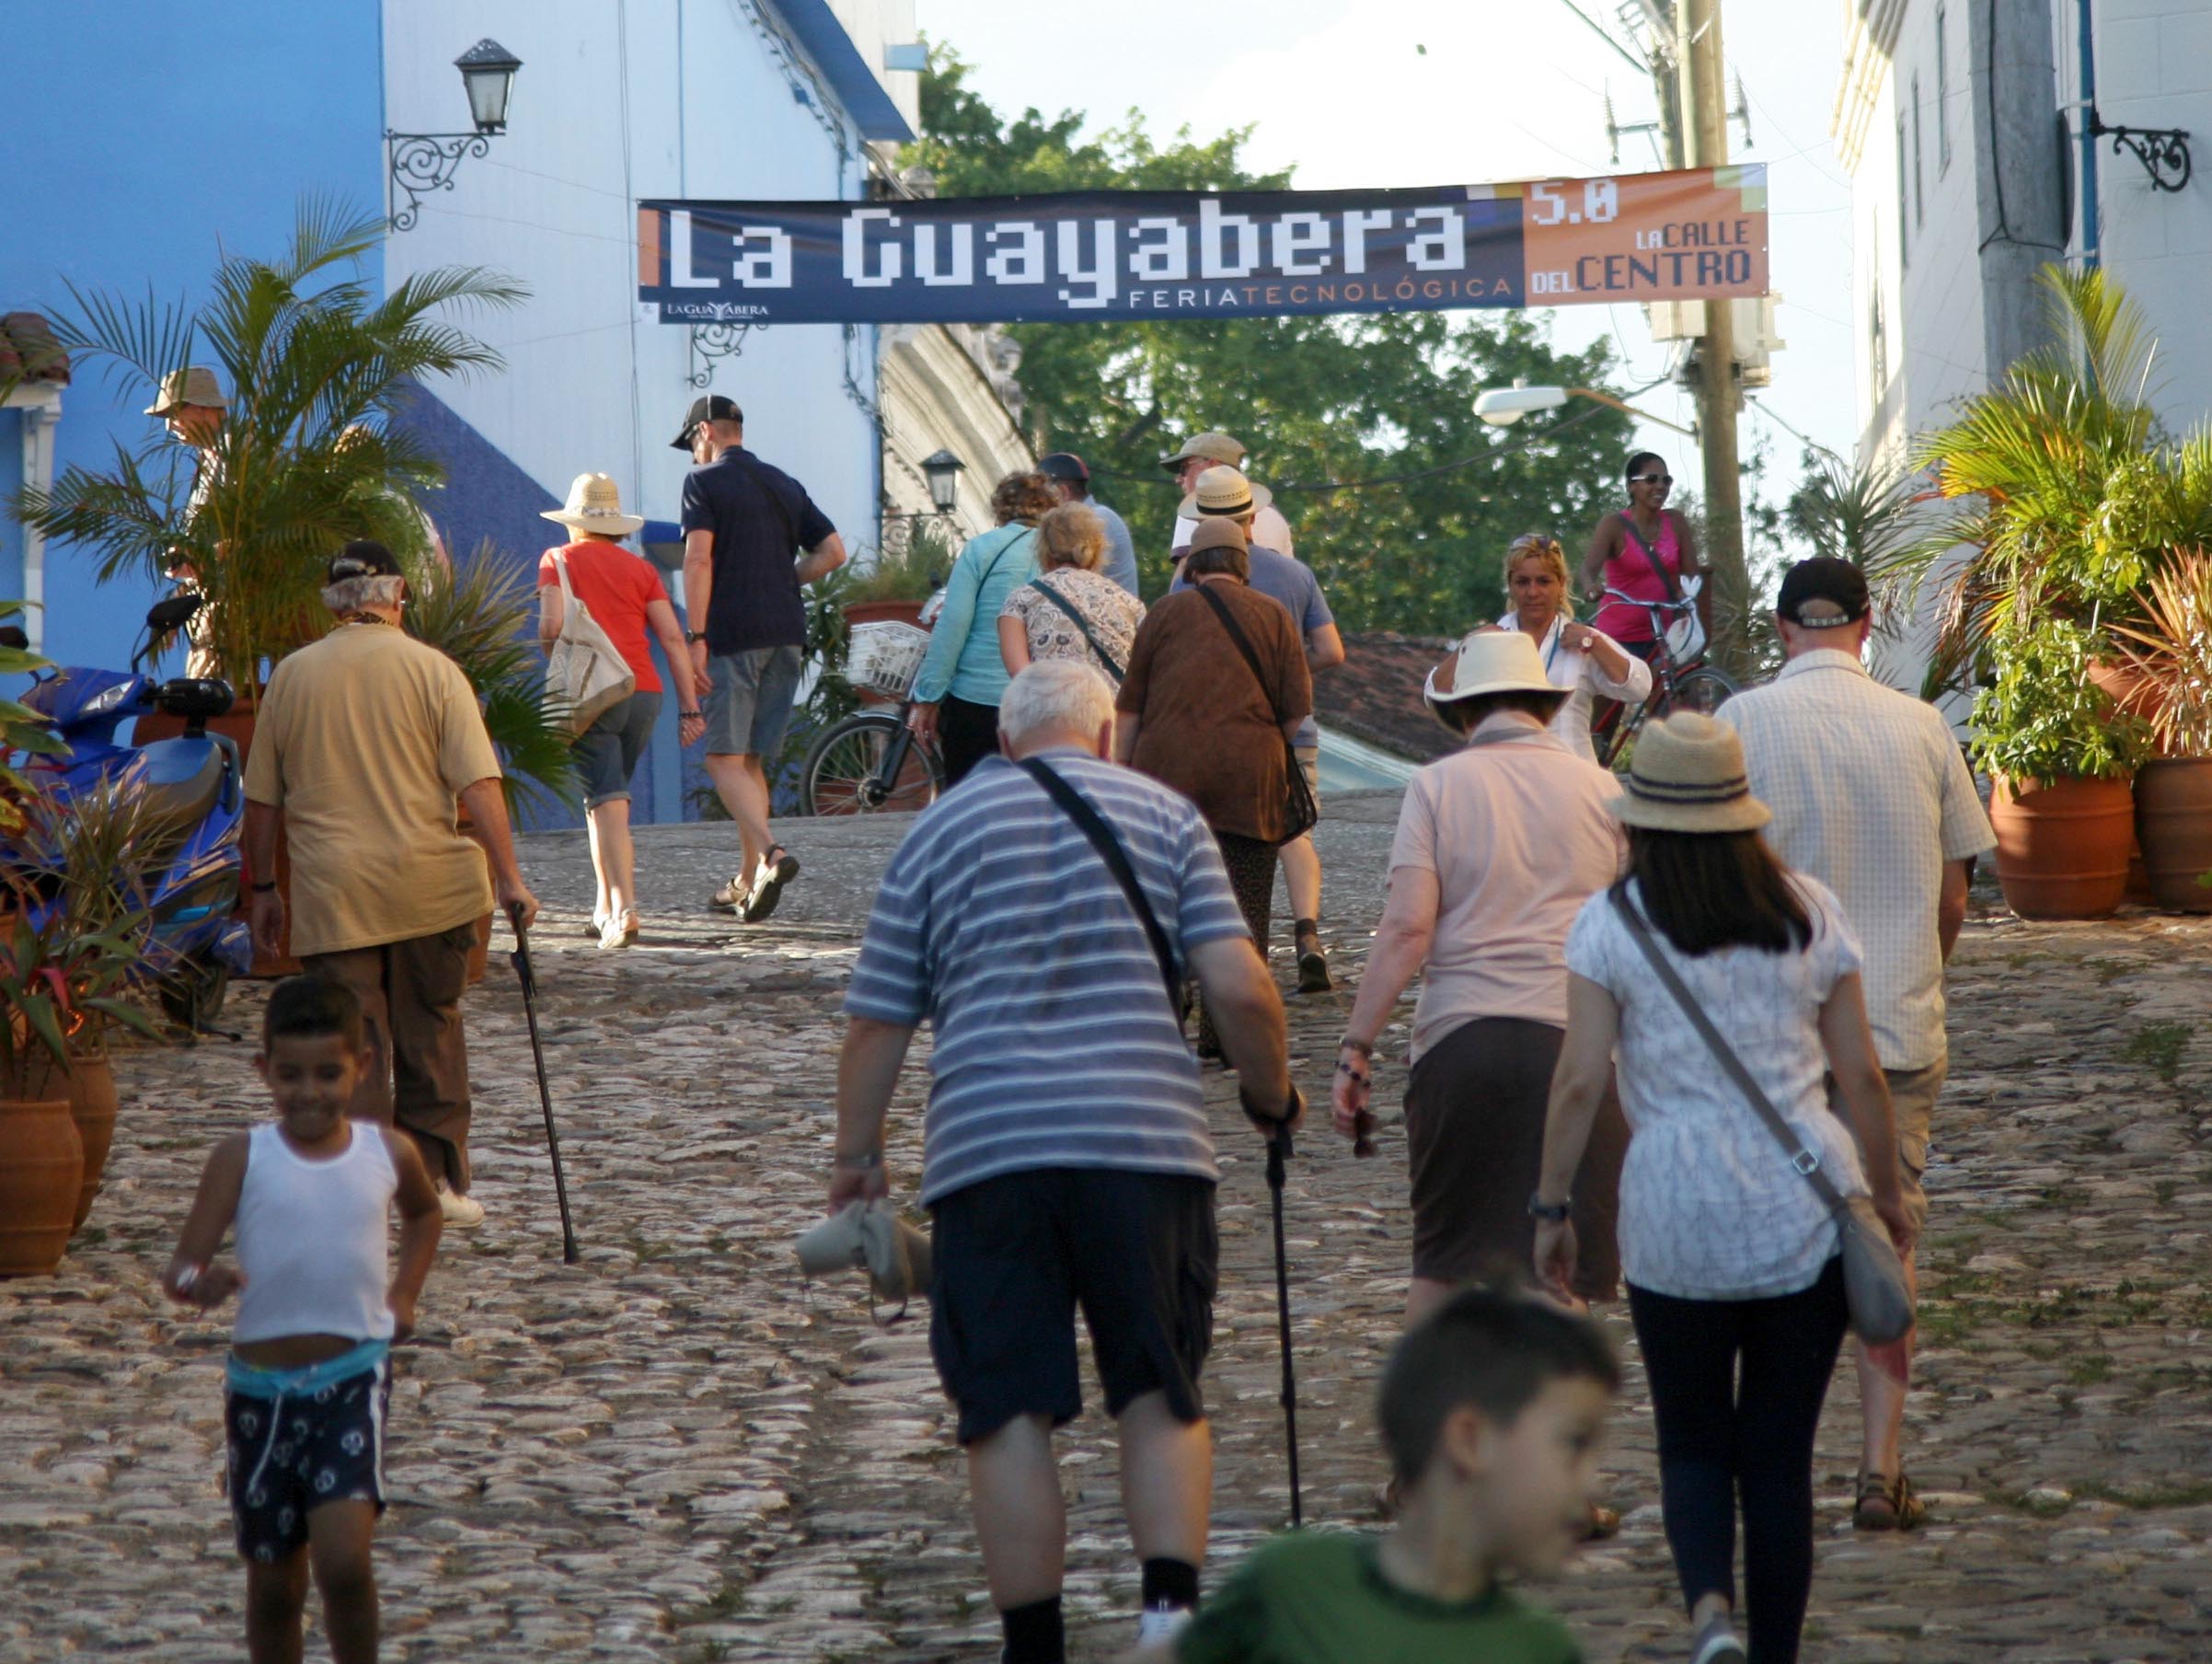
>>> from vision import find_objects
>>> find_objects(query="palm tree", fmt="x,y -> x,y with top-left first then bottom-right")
10,198 -> 525,698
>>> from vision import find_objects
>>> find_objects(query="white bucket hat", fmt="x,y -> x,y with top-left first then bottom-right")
542,472 -> 645,537
1422,629 -> 1562,725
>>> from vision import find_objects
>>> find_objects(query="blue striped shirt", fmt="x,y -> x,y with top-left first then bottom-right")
845,750 -> 1250,1205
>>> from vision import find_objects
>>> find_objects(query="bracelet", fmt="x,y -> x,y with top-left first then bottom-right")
833,1150 -> 882,1170
680,711 -> 702,720
250,881 -> 278,895
1338,1035 -> 1375,1058
1527,1192 -> 1572,1223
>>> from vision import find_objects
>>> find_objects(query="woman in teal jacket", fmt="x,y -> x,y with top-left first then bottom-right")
907,470 -> 1056,784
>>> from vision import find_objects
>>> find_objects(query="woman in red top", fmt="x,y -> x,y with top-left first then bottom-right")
1579,452 -> 1710,659
536,473 -> 706,950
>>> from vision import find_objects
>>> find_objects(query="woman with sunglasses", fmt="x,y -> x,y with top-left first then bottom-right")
1580,452 -> 1710,659
1492,532 -> 1651,766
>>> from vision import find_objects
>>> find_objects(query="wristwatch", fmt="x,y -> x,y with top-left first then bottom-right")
685,630 -> 709,644
1527,1192 -> 1572,1223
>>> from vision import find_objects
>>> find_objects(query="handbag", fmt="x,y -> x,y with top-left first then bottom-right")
1190,584 -> 1319,844
1608,889 -> 1916,1346
1620,515 -> 1707,663
1020,757 -> 1184,1028
1023,577 -> 1126,683
543,549 -> 637,737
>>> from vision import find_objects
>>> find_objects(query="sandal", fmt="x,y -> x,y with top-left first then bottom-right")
742,846 -> 801,923
1852,1469 -> 1927,1531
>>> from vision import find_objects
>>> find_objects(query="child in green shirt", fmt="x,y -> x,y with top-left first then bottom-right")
1176,1288 -> 1618,1664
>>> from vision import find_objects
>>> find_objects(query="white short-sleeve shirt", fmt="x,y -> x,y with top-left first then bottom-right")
1565,875 -> 1868,1300
1496,611 -> 1653,765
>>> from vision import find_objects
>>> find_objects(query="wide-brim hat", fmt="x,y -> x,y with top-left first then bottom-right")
1160,430 -> 1246,472
1178,465 -> 1273,519
1423,630 -> 1562,723
542,471 -> 645,536
1610,711 -> 1773,834
147,365 -> 225,415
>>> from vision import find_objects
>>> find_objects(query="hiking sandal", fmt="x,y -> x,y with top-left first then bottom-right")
1852,1469 -> 1928,1531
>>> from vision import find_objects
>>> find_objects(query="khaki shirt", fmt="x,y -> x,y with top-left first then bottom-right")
244,622 -> 501,956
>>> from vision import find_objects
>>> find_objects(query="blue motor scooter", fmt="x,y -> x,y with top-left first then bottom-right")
15,594 -> 254,1028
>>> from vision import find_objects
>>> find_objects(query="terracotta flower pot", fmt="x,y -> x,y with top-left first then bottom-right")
23,1054 -> 119,1234
842,598 -> 928,630
1989,774 -> 2137,920
2135,757 -> 2212,914
0,1095 -> 83,1277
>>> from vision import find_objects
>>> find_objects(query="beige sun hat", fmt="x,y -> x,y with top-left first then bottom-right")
1422,629 -> 1561,725
542,472 -> 646,537
1160,429 -> 1246,472
146,366 -> 225,415
1177,464 -> 1274,520
1610,711 -> 1773,834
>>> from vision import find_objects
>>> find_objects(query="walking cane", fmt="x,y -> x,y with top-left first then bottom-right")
507,903 -> 581,1265
1264,1121 -> 1303,1528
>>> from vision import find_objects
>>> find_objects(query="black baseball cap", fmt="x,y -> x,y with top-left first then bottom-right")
1036,452 -> 1089,483
326,540 -> 403,584
671,394 -> 743,451
1776,556 -> 1872,629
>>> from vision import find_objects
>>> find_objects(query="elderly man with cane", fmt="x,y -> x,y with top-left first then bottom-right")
246,541 -> 539,1230
832,658 -> 1300,1663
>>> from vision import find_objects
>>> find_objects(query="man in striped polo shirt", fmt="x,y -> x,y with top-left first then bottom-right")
831,659 -> 1299,1664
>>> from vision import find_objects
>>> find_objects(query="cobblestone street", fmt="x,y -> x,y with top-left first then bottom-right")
5,794 -> 2211,1662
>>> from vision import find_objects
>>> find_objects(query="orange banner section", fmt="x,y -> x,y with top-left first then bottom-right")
637,207 -> 662,288
1517,166 -> 1767,306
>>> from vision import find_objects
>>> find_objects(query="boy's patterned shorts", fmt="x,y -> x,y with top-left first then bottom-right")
224,1358 -> 390,1563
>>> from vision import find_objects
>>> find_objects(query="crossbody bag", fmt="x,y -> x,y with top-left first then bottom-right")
1023,577 -> 1126,682
1619,514 -> 1707,662
1191,584 -> 1319,844
1608,889 -> 1915,1345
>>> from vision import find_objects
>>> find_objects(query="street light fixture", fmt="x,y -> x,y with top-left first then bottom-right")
921,449 -> 965,514
386,39 -> 524,233
1473,381 -> 1696,438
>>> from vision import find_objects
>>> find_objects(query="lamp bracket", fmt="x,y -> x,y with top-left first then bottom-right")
687,323 -> 759,388
2090,110 -> 2194,193
386,131 -> 495,233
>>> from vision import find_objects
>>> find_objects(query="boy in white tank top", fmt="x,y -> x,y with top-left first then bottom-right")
164,976 -> 444,1664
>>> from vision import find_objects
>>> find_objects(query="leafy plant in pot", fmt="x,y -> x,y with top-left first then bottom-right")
2111,551 -> 2212,911
1971,618 -> 2152,919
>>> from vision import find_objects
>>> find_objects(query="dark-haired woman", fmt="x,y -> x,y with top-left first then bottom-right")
1533,712 -> 1910,1664
1580,451 -> 1708,658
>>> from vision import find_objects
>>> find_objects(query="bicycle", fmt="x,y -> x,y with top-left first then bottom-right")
800,696 -> 945,815
1588,585 -> 1738,771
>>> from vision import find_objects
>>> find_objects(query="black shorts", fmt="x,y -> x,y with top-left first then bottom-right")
929,1167 -> 1217,1445
224,1358 -> 390,1564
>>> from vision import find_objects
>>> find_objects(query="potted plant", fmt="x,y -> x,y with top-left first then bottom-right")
2111,551 -> 2212,911
1972,618 -> 2151,919
843,520 -> 951,629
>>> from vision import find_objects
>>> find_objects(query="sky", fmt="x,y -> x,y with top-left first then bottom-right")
912,0 -> 1858,519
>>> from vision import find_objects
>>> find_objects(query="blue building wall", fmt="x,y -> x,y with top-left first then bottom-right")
0,1 -> 386,682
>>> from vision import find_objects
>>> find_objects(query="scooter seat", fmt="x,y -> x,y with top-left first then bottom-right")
138,737 -> 227,833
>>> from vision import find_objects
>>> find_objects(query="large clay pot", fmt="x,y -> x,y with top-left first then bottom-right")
0,1095 -> 83,1277
1989,774 -> 2137,919
2136,757 -> 2212,914
23,1053 -> 119,1233
841,598 -> 927,630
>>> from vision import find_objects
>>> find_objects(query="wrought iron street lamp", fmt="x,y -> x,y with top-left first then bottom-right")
921,449 -> 965,514
386,40 -> 524,233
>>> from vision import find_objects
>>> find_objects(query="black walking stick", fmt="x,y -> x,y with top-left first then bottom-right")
507,903 -> 580,1264
1264,1119 -> 1303,1528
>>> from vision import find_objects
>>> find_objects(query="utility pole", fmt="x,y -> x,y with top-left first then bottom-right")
1676,0 -> 1751,676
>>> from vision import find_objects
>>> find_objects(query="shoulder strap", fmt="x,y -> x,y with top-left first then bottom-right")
975,525 -> 1036,592
1192,582 -> 1283,722
1020,758 -> 1180,1007
1619,514 -> 1682,605
1025,578 -> 1124,682
1607,888 -> 1848,1211
550,546 -> 577,602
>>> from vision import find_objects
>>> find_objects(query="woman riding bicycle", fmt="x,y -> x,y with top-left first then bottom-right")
1580,452 -> 1711,659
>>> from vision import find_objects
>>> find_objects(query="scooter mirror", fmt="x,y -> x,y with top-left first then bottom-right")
146,594 -> 205,633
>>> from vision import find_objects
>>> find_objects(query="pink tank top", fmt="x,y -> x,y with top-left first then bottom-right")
1595,513 -> 1680,643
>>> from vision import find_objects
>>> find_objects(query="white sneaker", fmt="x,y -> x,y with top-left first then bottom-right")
597,909 -> 638,952
1135,1605 -> 1191,1648
435,1182 -> 485,1228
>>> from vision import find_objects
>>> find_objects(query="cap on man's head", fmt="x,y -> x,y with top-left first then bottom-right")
326,541 -> 404,584
670,393 -> 743,451
1036,452 -> 1089,483
147,366 -> 226,416
1776,556 -> 1872,630
1159,431 -> 1245,473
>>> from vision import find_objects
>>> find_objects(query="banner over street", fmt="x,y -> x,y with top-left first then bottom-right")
637,167 -> 1767,326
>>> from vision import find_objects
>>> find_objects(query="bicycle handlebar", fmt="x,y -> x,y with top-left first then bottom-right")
1599,586 -> 1695,614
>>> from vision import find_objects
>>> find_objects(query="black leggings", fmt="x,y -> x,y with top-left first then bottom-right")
937,694 -> 1002,787
1196,830 -> 1275,1053
1628,1257 -> 1848,1664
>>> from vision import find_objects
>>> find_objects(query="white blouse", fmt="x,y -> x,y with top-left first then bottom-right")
1496,611 -> 1653,765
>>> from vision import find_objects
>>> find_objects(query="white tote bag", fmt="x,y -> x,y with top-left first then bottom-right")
544,549 -> 636,736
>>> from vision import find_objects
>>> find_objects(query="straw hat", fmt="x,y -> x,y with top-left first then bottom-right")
1610,711 -> 1773,834
1177,464 -> 1273,520
146,366 -> 225,414
1422,630 -> 1560,724
542,472 -> 645,537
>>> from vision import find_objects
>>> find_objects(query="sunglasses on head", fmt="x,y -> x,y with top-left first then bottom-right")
1632,473 -> 1673,486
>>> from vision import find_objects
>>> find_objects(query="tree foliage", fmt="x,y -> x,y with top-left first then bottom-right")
904,50 -> 1637,634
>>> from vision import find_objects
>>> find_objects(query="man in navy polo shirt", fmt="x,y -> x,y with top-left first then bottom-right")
676,395 -> 847,920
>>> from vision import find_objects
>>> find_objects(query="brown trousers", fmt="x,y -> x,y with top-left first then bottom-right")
305,921 -> 478,1191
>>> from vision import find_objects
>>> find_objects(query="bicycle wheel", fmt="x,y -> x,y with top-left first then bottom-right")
1667,666 -> 1738,717
801,711 -> 943,815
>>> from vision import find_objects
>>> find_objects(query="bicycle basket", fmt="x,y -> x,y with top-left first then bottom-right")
847,620 -> 931,700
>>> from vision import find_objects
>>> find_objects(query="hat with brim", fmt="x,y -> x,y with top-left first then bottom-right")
1422,630 -> 1564,725
542,471 -> 645,537
147,366 -> 225,415
1179,465 -> 1273,520
670,393 -> 743,451
1609,711 -> 1773,834
1160,430 -> 1245,472
1187,517 -> 1246,556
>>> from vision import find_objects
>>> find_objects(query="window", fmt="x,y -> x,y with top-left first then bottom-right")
1912,73 -> 1926,225
1897,110 -> 1910,266
1936,4 -> 1952,172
